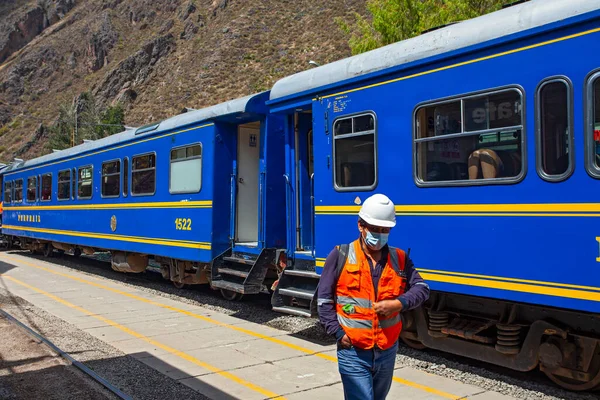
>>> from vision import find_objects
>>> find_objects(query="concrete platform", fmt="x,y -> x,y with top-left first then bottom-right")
0,252 -> 518,400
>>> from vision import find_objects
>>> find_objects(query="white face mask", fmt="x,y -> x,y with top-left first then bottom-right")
364,230 -> 388,250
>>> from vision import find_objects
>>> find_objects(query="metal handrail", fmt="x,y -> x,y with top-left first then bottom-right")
283,174 -> 292,255
310,172 -> 315,258
259,171 -> 265,247
229,173 -> 236,244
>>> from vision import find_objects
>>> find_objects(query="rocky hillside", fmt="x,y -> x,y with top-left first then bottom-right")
0,0 -> 367,162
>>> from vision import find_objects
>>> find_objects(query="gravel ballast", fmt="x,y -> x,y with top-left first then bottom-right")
3,250 -> 598,400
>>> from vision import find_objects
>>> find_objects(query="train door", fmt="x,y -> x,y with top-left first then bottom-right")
235,122 -> 260,245
295,112 -> 314,254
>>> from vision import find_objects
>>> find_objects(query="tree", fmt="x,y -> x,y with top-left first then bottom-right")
46,92 -> 126,152
337,0 -> 507,55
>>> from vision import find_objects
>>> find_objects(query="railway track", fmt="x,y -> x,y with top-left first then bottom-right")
0,307 -> 131,400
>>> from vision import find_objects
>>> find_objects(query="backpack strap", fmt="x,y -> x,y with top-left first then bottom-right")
388,246 -> 406,277
335,244 -> 349,283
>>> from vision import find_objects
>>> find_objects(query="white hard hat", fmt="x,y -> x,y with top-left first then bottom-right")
358,194 -> 396,228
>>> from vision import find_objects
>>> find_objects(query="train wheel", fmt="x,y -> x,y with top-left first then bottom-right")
543,346 -> 600,391
544,369 -> 600,391
43,244 -> 53,258
73,248 -> 81,258
220,289 -> 243,301
173,281 -> 185,289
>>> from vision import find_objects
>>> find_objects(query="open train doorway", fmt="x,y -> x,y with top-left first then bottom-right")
235,121 -> 260,245
295,111 -> 314,255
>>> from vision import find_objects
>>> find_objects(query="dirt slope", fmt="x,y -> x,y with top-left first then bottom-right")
0,0 -> 367,161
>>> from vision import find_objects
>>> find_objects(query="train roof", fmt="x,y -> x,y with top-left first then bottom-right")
269,0 -> 600,102
4,91 -> 269,174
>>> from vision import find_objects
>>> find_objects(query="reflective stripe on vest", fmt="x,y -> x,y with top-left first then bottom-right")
337,314 -> 373,330
379,314 -> 401,329
336,295 -> 372,309
335,239 -> 407,350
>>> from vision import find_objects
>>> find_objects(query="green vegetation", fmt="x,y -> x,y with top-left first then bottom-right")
47,92 -> 125,152
337,0 -> 507,55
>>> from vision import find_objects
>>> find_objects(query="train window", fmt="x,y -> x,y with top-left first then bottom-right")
123,157 -> 129,197
414,88 -> 524,186
132,153 -> 156,195
170,144 -> 202,194
41,173 -> 52,201
72,168 -> 76,200
26,176 -> 37,202
595,78 -> 600,168
78,166 -> 93,199
101,160 -> 121,198
3,181 -> 11,204
58,170 -> 71,200
333,113 -> 377,191
587,72 -> 600,178
536,78 -> 573,181
14,179 -> 23,203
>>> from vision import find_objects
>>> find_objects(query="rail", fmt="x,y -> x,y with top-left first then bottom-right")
0,307 -> 132,400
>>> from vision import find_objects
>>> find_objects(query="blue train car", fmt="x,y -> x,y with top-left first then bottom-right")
0,163 -> 6,245
0,92 -> 288,298
268,0 -> 600,390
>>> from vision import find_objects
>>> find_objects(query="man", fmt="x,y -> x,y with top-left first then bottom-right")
317,193 -> 430,400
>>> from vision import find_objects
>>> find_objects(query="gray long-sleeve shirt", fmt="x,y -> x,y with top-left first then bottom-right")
317,244 -> 430,341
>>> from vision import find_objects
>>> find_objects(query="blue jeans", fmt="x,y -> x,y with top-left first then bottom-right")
337,342 -> 397,400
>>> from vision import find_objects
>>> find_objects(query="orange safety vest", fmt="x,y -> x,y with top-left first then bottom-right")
335,239 -> 407,350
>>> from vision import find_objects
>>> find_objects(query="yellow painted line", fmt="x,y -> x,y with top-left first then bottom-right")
0,275 -> 285,400
417,268 -> 600,293
1,254 -> 460,399
316,202 -> 600,213
314,263 -> 600,296
2,225 -> 211,250
4,200 -> 213,211
317,212 -> 600,217
421,273 -> 600,303
5,123 -> 214,176
315,203 -> 600,217
316,27 -> 600,100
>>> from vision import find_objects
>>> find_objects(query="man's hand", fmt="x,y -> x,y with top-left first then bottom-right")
373,299 -> 402,317
340,334 -> 352,349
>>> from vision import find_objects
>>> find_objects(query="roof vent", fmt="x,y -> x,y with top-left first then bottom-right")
135,122 -> 160,135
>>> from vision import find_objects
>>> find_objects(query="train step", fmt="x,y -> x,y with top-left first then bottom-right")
278,287 -> 314,300
271,305 -> 312,318
217,267 -> 250,278
282,270 -> 320,279
211,280 -> 261,294
223,256 -> 256,266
